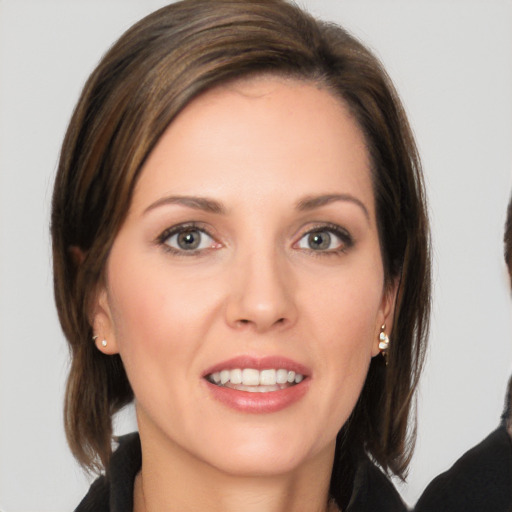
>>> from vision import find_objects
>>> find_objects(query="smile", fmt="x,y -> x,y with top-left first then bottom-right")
207,368 -> 304,392
203,357 -> 310,412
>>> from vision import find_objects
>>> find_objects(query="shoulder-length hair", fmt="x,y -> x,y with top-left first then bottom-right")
51,0 -> 430,507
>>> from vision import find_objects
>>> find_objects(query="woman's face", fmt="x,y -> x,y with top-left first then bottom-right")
94,76 -> 395,477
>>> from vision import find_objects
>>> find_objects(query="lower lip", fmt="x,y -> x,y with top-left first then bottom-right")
204,379 -> 310,413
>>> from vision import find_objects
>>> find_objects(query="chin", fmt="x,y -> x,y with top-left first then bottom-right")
210,451 -> 309,478
197,429 -> 327,478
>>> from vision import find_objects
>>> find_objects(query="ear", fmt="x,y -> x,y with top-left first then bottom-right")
90,284 -> 120,355
68,245 -> 85,266
371,278 -> 399,357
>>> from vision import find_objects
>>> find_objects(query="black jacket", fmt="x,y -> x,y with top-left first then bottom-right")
74,433 -> 408,512
414,426 -> 512,512
415,377 -> 512,512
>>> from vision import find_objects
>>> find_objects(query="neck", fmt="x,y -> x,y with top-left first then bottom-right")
134,470 -> 339,512
133,420 -> 337,512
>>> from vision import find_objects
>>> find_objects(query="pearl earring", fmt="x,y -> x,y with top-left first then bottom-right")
379,324 -> 390,365
92,335 -> 107,348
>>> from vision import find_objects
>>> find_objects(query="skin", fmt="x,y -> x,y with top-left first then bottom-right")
92,76 -> 397,512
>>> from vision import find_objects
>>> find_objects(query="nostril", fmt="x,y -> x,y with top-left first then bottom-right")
237,317 -> 286,327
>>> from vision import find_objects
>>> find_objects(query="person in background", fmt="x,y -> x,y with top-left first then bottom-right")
415,198 -> 512,512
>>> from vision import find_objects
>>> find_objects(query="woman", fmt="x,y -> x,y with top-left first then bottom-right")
51,1 -> 430,510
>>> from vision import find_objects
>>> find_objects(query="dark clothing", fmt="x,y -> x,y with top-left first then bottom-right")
75,433 -> 141,512
347,454 -> 408,511
75,432 -> 408,512
415,377 -> 512,512
414,426 -> 512,512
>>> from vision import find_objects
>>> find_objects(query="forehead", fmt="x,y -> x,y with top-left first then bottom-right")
132,75 -> 373,215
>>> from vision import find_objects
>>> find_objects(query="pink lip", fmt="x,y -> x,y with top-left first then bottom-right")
202,355 -> 311,414
205,381 -> 310,413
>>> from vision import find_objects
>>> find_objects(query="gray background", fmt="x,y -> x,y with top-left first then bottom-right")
1,0 -> 511,510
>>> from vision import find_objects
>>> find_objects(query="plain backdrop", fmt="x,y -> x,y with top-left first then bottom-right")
1,1 -> 511,510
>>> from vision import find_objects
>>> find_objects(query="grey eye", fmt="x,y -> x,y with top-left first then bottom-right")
165,229 -> 214,251
307,232 -> 331,250
297,229 -> 347,252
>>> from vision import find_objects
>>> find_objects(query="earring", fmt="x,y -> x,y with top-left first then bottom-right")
379,324 -> 390,365
92,335 -> 107,348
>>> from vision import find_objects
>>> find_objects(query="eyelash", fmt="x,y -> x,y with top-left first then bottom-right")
155,222 -> 354,256
296,223 -> 354,256
155,222 -> 218,256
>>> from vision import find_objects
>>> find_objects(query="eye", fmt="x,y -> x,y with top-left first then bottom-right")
296,225 -> 352,253
158,224 -> 218,254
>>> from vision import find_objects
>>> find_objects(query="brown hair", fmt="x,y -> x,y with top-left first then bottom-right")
51,0 -> 430,506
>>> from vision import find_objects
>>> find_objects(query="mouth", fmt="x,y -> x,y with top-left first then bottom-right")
202,356 -> 311,412
206,368 -> 305,393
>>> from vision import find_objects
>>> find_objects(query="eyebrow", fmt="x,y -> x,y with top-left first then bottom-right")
143,193 -> 369,220
296,194 -> 370,221
143,196 -> 226,215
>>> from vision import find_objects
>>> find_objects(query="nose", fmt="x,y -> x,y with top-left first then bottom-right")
225,249 -> 298,333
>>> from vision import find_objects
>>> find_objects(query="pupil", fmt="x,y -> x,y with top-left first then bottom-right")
178,230 -> 200,250
309,232 -> 330,250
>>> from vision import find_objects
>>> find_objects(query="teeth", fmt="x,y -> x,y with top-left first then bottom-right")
209,368 -> 305,388
230,368 -> 242,384
242,368 -> 260,386
276,369 -> 288,384
220,370 -> 230,385
259,369 -> 276,386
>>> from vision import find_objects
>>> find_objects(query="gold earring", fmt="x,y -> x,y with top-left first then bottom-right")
379,324 -> 390,365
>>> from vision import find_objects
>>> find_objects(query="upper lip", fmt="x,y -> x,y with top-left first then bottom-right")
202,355 -> 310,378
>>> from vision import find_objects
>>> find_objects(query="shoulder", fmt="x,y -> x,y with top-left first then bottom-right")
415,426 -> 512,512
347,455 -> 408,512
74,432 -> 141,512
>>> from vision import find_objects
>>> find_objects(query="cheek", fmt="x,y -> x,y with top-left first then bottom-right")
106,256 -> 219,371
104,259 -> 227,432
306,270 -> 382,402
309,272 -> 382,350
